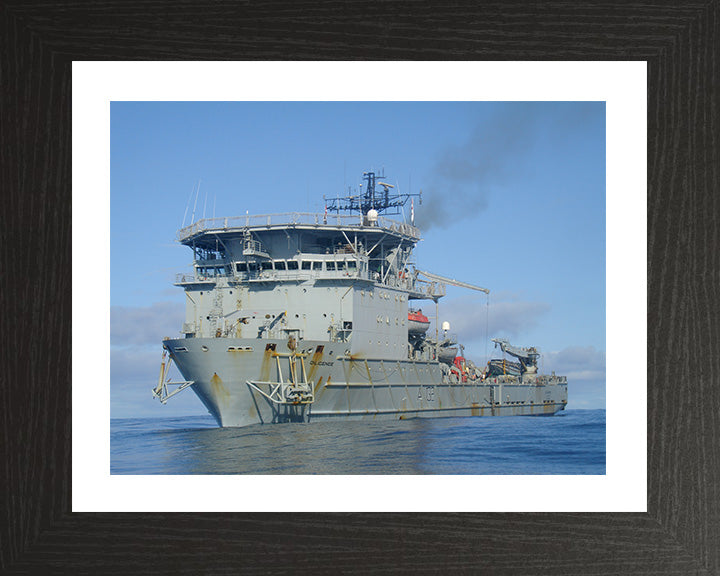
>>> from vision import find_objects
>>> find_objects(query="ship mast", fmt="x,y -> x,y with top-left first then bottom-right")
325,170 -> 422,218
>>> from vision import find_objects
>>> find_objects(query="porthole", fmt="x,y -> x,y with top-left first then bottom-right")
201,345 -> 209,352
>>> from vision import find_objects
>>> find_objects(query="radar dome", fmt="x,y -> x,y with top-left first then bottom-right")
367,209 -> 379,223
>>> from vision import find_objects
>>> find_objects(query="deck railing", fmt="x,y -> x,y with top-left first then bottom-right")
174,269 -> 424,292
177,212 -> 420,242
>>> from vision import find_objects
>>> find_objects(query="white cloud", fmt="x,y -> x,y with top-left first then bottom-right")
437,294 -> 550,344
111,301 -> 184,347
110,302 -> 202,418
544,346 -> 606,410
564,370 -> 606,381
546,346 -> 606,382
111,346 -> 160,383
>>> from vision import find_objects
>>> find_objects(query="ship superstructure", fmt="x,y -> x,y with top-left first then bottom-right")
154,171 -> 567,427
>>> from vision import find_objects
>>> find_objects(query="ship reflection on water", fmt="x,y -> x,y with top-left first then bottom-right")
111,410 -> 605,475
160,418 -> 431,475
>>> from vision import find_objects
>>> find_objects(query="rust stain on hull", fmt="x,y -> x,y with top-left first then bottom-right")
313,376 -> 325,396
471,402 -> 479,417
259,343 -> 276,382
306,345 -> 325,382
210,372 -> 231,407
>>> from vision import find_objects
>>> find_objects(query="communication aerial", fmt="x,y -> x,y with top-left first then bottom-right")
325,170 -> 422,217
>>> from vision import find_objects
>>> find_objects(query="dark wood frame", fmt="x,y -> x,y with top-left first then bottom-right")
2,2 -> 718,574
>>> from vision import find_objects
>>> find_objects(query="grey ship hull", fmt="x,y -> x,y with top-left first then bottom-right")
166,337 -> 568,428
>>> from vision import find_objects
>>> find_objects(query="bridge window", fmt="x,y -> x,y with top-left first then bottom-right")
337,261 -> 346,271
312,261 -> 323,271
302,261 -> 311,270
274,260 -> 287,270
201,267 -> 219,277
287,261 -> 299,270
326,262 -> 336,271
260,261 -> 273,271
236,263 -> 247,272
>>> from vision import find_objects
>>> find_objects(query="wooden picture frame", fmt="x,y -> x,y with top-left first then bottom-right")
2,2 -> 718,574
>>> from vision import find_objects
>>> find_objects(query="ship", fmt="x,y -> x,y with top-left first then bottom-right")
153,170 -> 568,427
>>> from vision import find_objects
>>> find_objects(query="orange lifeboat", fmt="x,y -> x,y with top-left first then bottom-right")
408,310 -> 430,334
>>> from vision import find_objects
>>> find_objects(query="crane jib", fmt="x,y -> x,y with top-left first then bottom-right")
414,269 -> 490,294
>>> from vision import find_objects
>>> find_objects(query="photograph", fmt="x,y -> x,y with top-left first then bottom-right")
110,101 -> 606,475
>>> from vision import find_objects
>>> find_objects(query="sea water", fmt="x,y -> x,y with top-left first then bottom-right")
111,409 -> 605,475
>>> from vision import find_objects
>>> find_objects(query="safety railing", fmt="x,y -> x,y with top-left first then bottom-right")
177,212 -> 421,241
175,273 -> 216,284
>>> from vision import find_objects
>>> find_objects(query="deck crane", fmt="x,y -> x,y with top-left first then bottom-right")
414,269 -> 490,299
413,269 -> 490,361
491,338 -> 540,374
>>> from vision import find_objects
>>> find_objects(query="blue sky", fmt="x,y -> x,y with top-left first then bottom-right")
110,101 -> 605,418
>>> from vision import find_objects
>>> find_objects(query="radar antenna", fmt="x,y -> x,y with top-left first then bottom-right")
325,171 -> 422,216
